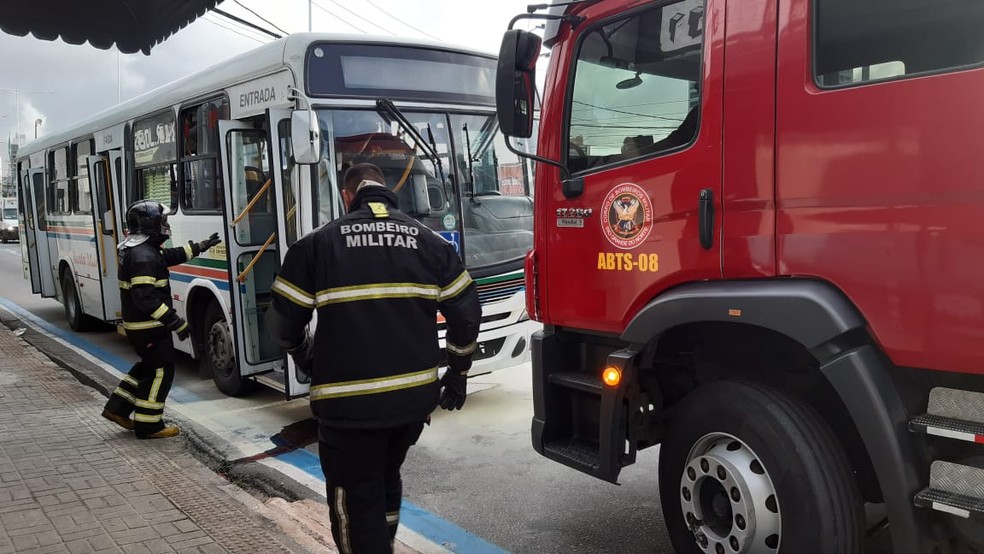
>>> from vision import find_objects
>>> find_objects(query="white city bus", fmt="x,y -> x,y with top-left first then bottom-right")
15,33 -> 537,398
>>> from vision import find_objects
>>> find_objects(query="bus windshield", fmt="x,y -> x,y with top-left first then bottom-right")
317,108 -> 534,272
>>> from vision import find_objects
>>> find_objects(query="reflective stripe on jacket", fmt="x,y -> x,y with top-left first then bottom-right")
270,186 -> 481,428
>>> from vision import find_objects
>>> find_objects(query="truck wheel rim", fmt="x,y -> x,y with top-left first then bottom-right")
680,432 -> 781,554
208,320 -> 235,375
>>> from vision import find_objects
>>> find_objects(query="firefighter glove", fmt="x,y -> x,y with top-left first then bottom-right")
169,317 -> 190,341
439,370 -> 468,411
288,334 -> 314,384
193,233 -> 222,255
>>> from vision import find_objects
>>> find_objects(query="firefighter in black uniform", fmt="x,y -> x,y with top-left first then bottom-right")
266,163 -> 481,553
101,200 -> 221,439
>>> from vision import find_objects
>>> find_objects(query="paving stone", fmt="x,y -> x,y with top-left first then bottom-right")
0,326 -> 336,554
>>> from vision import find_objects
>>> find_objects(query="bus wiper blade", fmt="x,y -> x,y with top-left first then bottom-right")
375,99 -> 441,165
425,122 -> 453,207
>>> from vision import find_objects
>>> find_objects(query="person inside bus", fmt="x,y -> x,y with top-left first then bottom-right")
265,163 -> 481,553
101,200 -> 221,439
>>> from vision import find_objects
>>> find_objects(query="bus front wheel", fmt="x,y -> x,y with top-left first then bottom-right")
658,380 -> 864,554
202,302 -> 256,397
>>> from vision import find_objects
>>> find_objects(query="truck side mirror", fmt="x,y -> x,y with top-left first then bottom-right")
291,109 -> 322,165
496,29 -> 542,139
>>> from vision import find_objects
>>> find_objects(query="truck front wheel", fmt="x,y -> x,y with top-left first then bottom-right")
658,380 -> 863,554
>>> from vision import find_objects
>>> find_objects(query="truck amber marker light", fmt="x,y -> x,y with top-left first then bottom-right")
602,367 -> 621,387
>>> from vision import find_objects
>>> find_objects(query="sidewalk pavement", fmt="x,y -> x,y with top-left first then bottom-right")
0,325 -> 419,554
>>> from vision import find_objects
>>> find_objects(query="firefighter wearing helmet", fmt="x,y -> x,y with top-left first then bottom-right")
101,200 -> 221,439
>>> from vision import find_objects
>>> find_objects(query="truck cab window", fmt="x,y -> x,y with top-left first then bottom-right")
566,0 -> 704,173
815,0 -> 984,87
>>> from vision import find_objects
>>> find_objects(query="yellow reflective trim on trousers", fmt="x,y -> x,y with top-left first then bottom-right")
386,511 -> 400,524
272,276 -> 316,308
368,202 -> 389,218
335,487 -> 352,554
310,367 -> 438,400
122,375 -> 138,387
148,367 -> 164,403
315,282 -> 438,307
439,271 -> 473,301
122,320 -> 164,330
183,244 -> 193,261
150,304 -> 169,320
112,387 -> 165,410
133,413 -> 163,423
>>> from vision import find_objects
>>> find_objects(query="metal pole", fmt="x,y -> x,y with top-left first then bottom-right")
309,0 -> 312,31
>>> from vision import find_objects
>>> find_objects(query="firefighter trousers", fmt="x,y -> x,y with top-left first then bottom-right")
103,330 -> 175,438
318,422 -> 425,554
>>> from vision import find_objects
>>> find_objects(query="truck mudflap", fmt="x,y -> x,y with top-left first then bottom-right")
531,327 -> 641,483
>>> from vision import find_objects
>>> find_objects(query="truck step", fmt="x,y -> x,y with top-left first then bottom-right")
910,388 -> 984,444
915,461 -> 984,519
548,372 -> 603,395
910,414 -> 984,444
542,438 -> 601,470
927,387 -> 984,423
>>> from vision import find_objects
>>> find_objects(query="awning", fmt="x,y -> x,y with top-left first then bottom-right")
0,0 -> 225,55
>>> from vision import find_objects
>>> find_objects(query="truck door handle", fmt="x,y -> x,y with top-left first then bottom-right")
699,188 -> 714,250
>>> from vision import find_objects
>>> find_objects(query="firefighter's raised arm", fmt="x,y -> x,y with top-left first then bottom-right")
160,232 -> 222,266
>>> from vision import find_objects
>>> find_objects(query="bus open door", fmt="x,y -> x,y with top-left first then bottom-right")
22,166 -> 56,297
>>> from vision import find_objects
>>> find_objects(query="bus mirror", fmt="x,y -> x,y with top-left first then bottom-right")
291,110 -> 322,165
496,29 -> 541,139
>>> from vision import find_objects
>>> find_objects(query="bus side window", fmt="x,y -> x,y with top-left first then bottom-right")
180,97 -> 228,214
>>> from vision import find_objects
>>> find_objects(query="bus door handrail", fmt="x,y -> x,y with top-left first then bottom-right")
229,177 -> 273,228
236,232 -> 276,283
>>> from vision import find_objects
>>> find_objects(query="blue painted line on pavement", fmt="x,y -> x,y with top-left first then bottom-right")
276,448 -> 509,554
0,296 -> 508,553
0,296 -> 200,404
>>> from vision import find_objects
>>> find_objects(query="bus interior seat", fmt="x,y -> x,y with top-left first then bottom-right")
244,165 -> 276,241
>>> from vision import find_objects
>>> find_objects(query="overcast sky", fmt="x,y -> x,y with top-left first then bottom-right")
0,0 -> 541,171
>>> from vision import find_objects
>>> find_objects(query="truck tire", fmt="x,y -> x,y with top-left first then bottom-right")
658,380 -> 863,554
202,301 -> 256,397
62,272 -> 93,332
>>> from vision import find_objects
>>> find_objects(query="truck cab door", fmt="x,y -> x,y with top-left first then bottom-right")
87,153 -> 123,320
542,0 -> 724,332
24,168 -> 56,297
218,120 -> 285,385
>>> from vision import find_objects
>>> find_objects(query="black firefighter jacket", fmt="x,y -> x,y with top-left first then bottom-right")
119,239 -> 199,335
269,185 -> 482,428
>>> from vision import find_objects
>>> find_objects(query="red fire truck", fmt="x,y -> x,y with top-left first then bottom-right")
495,0 -> 984,552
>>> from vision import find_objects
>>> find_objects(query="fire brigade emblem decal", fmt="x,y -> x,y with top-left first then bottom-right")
602,183 -> 653,249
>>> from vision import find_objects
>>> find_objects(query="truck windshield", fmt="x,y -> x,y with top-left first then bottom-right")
317,108 -> 534,272
2,208 -> 16,220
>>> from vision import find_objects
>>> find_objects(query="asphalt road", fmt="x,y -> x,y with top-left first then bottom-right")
0,241 -> 674,553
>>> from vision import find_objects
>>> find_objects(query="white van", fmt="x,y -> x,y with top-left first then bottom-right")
1,197 -> 17,243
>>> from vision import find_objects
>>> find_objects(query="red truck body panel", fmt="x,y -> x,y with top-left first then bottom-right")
531,0 -> 984,375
